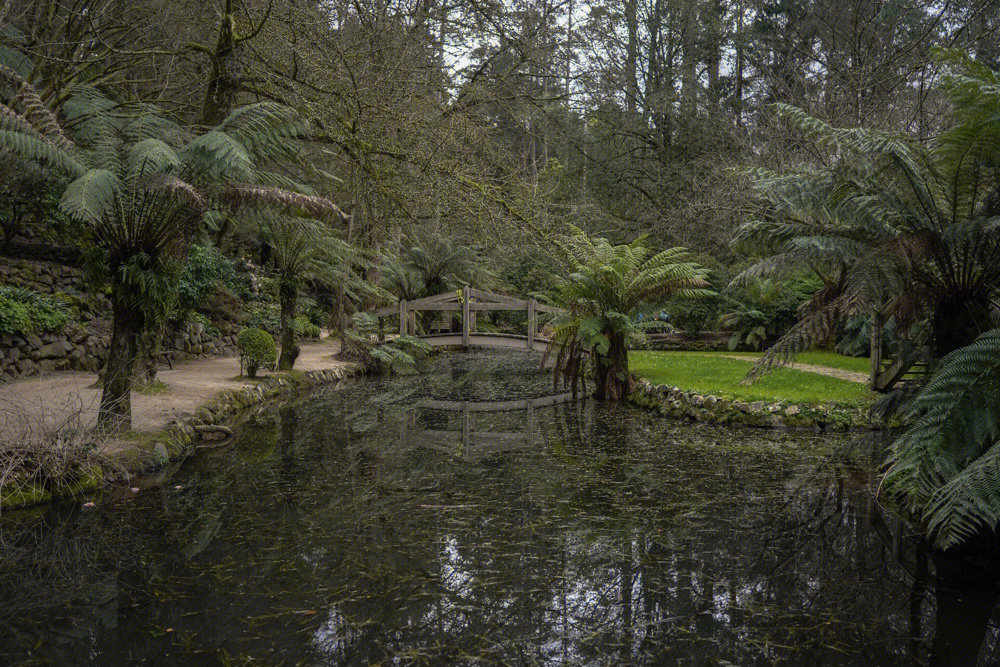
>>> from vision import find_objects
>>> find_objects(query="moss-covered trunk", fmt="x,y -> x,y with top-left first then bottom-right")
98,300 -> 141,433
278,279 -> 298,371
592,332 -> 634,401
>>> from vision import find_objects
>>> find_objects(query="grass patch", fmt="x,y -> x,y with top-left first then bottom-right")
722,349 -> 871,374
137,380 -> 169,395
630,350 -> 874,405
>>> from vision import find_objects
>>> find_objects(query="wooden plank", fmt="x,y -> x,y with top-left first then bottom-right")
405,291 -> 460,309
468,288 -> 527,307
462,285 -> 471,347
870,310 -> 883,389
399,299 -> 407,336
373,304 -> 398,317
468,302 -> 525,311
410,302 -> 462,311
534,303 -> 564,314
527,299 -> 536,350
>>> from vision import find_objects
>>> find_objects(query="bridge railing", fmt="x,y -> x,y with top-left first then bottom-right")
368,286 -> 562,351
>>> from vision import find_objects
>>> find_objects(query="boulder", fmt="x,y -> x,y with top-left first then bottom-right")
37,340 -> 72,359
24,332 -> 43,349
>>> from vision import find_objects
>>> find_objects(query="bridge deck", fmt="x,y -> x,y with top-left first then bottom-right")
419,332 -> 550,351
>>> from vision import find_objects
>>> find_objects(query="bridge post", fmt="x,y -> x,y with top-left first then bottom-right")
399,299 -> 407,336
462,285 -> 471,348
527,299 -> 536,350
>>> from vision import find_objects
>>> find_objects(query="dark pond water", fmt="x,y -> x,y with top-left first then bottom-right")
2,351 -> 998,665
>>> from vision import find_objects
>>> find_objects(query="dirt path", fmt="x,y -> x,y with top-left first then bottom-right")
714,354 -> 869,384
0,339 -> 348,439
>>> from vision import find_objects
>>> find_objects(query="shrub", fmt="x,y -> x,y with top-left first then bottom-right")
186,312 -> 220,337
200,282 -> 242,330
241,301 -> 281,335
0,286 -> 69,335
178,245 -> 251,309
293,315 -> 321,338
237,327 -> 276,378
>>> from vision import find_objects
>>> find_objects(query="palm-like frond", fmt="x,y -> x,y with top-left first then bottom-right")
883,329 -> 1000,549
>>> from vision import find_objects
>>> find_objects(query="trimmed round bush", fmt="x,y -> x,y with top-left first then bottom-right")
237,327 -> 276,378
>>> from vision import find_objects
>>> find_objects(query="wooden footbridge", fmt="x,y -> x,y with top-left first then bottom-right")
370,286 -> 562,352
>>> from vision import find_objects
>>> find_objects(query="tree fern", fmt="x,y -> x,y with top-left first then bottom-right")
883,329 -> 1000,549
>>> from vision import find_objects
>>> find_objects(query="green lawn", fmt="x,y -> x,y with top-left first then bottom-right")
723,349 -> 871,374
630,350 -> 874,405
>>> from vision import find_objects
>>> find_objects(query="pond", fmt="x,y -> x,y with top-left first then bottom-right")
1,351 -> 997,665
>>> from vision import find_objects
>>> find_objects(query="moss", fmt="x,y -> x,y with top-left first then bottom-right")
1,481 -> 52,510
51,465 -> 104,500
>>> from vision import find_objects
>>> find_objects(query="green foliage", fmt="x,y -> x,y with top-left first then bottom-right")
177,245 -> 248,311
236,327 -> 276,378
0,285 -> 69,335
384,233 -> 482,299
339,312 -> 430,375
293,315 -> 320,338
735,57 -> 1000,382
242,301 -> 281,335
719,276 -> 821,351
883,329 -> 1000,549
544,225 -> 713,397
186,311 -> 220,337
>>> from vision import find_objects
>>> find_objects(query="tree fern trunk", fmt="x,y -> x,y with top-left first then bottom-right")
278,279 -> 298,371
98,301 -> 139,433
593,333 -> 634,401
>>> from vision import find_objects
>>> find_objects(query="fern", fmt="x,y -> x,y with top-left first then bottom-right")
883,329 -> 1000,549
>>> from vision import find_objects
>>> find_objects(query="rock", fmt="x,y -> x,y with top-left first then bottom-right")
37,340 -> 72,359
37,359 -> 58,372
24,332 -> 42,349
6,347 -> 20,363
784,405 -> 800,416
690,394 -> 705,407
749,401 -> 765,413
704,395 -> 718,409
153,442 -> 169,462
768,403 -> 782,413
735,401 -> 751,413
16,358 -> 35,374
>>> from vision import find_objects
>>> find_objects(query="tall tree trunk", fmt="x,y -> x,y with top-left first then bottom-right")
200,0 -> 239,127
624,0 -> 639,115
278,278 -> 298,370
98,300 -> 141,433
592,332 -> 634,401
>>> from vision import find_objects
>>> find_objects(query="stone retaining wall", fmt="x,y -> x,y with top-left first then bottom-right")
0,258 -> 240,382
637,331 -> 732,352
628,378 -> 875,431
0,322 -> 240,382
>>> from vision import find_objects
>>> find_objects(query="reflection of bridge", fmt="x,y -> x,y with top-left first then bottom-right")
401,393 -> 583,461
371,287 -> 563,352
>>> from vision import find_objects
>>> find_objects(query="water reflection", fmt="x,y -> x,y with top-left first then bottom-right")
402,393 -> 584,460
1,351 -> 998,665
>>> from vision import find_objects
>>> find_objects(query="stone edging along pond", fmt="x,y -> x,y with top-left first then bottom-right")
628,378 -> 877,431
0,364 -> 364,513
